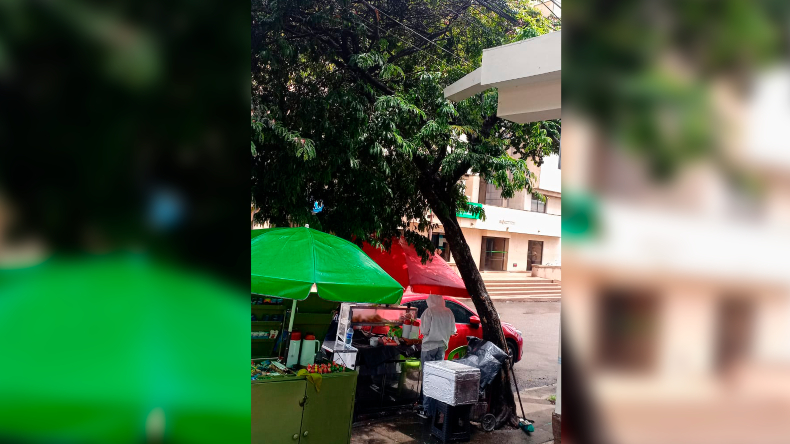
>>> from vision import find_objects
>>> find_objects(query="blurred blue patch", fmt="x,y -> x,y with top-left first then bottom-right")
147,188 -> 185,231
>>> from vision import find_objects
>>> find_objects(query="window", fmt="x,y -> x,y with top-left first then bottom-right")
484,182 -> 505,207
481,236 -> 508,271
531,195 -> 546,213
716,297 -> 754,373
481,179 -> 525,210
406,298 -> 472,324
431,234 -> 452,262
447,301 -> 473,324
596,288 -> 658,372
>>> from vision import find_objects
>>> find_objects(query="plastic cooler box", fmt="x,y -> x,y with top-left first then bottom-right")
423,360 -> 480,406
332,343 -> 358,370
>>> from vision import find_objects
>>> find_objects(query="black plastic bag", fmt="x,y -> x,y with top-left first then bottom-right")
455,336 -> 508,392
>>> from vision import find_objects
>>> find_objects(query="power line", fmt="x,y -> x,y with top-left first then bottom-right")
353,16 -> 449,69
541,0 -> 562,24
309,10 -> 450,69
363,3 -> 473,67
453,6 -> 505,38
474,0 -> 517,24
475,1 -> 558,31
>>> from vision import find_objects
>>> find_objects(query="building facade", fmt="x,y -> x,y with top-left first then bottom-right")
428,153 -> 562,275
562,67 -> 790,443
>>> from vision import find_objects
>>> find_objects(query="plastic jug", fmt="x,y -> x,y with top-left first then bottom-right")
299,334 -> 320,366
402,319 -> 412,338
285,331 -> 302,368
410,320 -> 420,339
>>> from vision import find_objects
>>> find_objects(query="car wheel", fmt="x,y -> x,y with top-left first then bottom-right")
506,339 -> 519,363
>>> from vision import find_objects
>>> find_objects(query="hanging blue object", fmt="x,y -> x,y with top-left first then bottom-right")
312,201 -> 324,213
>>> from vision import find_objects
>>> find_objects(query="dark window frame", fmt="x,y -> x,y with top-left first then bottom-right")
531,195 -> 547,213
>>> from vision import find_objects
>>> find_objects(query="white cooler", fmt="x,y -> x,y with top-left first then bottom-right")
423,360 -> 480,406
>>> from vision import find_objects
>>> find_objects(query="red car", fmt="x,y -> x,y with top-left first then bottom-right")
400,294 -> 524,362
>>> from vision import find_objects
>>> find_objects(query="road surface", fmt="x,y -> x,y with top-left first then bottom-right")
495,300 -> 560,390
455,300 -> 560,389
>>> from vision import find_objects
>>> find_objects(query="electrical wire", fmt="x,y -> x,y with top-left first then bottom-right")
363,3 -> 473,66
475,0 -> 517,24
475,0 -> 558,31
453,6 -> 506,38
353,16 -> 449,69
541,0 -> 562,24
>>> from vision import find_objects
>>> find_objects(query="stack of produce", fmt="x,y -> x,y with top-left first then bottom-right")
305,362 -> 347,374
251,360 -> 288,380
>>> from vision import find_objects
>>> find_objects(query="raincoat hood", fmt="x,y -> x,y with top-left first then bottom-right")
426,293 -> 445,309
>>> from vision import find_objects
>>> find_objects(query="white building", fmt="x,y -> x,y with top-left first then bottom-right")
428,156 -> 561,277
441,31 -> 562,278
561,67 -> 790,444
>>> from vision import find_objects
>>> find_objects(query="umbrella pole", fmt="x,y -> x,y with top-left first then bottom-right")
287,299 -> 297,333
279,299 -> 298,362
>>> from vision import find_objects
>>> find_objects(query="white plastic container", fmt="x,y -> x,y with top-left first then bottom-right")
285,331 -> 302,368
409,320 -> 421,339
299,335 -> 320,366
423,360 -> 480,406
402,320 -> 412,338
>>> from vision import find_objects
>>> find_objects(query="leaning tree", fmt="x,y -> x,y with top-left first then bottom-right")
252,0 -> 559,426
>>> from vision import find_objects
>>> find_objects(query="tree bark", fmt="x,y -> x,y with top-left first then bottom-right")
427,200 -> 519,428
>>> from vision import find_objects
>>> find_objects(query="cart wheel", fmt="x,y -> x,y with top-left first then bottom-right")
481,414 -> 496,432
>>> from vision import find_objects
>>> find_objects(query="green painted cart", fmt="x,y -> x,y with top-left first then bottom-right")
251,371 -> 358,444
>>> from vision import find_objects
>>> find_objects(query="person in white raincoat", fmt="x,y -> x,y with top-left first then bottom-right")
418,293 -> 456,417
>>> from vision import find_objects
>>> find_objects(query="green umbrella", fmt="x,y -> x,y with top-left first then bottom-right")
251,227 -> 403,305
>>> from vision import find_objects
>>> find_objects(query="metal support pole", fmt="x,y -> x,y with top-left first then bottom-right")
287,298 -> 297,332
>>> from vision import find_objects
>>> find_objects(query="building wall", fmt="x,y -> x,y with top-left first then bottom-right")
454,160 -> 562,272
460,227 -> 484,270
459,204 -> 561,237
564,237 -> 790,386
546,195 -> 561,215
539,154 -> 562,192
455,228 -> 560,272
505,232 -> 560,271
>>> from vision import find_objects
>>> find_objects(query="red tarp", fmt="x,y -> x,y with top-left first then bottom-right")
362,238 -> 469,298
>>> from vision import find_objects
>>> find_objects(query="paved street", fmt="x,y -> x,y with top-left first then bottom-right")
494,301 -> 561,390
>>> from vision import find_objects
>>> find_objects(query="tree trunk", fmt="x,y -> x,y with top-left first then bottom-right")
430,208 -> 520,428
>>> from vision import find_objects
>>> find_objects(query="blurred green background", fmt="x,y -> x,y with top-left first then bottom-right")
0,0 -> 249,443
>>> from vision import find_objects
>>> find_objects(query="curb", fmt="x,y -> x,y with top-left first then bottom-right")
490,296 -> 560,302
520,383 -> 557,392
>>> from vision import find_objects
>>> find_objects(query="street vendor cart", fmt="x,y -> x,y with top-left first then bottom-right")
250,227 -> 404,444
320,302 -> 423,417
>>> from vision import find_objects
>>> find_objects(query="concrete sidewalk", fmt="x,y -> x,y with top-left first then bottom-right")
351,385 -> 557,444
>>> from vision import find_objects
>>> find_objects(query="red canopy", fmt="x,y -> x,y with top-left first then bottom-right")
362,238 -> 469,298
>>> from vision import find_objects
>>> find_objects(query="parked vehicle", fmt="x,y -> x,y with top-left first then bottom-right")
400,294 -> 523,362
